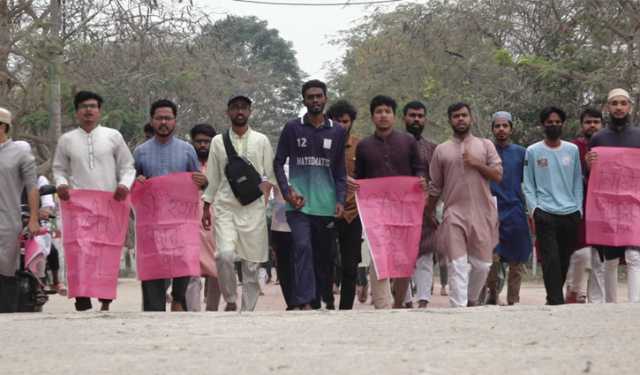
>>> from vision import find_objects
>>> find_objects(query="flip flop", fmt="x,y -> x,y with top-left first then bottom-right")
51,282 -> 67,296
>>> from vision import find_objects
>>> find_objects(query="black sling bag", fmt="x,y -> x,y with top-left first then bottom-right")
222,130 -> 263,205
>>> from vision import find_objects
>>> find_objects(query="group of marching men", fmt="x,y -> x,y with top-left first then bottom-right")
1,80 -> 638,313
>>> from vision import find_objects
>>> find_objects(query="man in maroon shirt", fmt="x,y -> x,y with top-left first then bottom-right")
567,108 -> 603,303
354,95 -> 426,309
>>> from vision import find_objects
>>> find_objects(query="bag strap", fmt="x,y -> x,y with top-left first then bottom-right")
222,130 -> 238,158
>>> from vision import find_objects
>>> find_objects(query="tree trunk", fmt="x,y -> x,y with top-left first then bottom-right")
0,0 -> 11,105
47,0 -> 63,167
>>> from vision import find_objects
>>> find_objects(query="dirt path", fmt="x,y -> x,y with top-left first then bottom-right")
2,280 -> 637,374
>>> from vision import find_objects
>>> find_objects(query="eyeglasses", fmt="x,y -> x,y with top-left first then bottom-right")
78,103 -> 99,110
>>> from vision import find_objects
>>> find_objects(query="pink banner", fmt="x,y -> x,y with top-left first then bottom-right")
586,147 -> 640,247
356,176 -> 426,279
61,190 -> 130,300
131,173 -> 201,281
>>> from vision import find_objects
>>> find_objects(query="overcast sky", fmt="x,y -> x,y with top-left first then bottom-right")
203,0 -> 405,81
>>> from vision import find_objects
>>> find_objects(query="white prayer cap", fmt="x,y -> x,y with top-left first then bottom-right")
492,111 -> 512,123
607,88 -> 631,102
13,140 -> 32,153
0,107 -> 11,127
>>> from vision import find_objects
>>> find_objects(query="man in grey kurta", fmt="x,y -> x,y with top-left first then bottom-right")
0,107 -> 40,313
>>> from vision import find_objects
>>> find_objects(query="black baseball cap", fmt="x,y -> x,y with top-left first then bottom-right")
227,94 -> 253,106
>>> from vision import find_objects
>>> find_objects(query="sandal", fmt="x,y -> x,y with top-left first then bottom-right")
51,282 -> 67,296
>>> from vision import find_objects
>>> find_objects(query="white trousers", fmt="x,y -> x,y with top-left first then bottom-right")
588,248 -> 605,303
566,247 -> 590,297
185,277 -> 203,311
369,263 -> 392,309
604,248 -> 640,303
217,251 -> 260,311
185,276 -> 222,311
404,283 -> 413,305
413,253 -> 434,302
448,255 -> 492,307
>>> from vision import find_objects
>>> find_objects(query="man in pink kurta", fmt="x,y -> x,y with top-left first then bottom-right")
427,102 -> 502,307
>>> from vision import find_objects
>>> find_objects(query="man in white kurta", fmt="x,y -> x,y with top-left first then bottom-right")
52,91 -> 135,311
202,94 -> 276,312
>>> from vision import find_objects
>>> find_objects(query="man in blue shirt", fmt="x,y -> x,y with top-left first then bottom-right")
523,106 -> 583,305
273,80 -> 347,310
134,99 -> 207,312
486,111 -> 531,305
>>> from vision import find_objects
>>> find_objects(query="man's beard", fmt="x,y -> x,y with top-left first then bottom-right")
197,149 -> 209,161
232,117 -> 248,127
406,123 -> 424,138
453,125 -> 470,135
307,104 -> 325,116
610,114 -> 630,130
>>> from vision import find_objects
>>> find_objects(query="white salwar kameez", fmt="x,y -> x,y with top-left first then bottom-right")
202,127 -> 275,311
52,125 -> 136,190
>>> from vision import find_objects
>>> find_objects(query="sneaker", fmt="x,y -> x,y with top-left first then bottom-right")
418,300 -> 428,308
440,286 -> 448,296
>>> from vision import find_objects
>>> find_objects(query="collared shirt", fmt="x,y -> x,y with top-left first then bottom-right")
0,140 -> 37,276
203,127 -> 276,207
274,115 -> 347,217
523,140 -> 583,216
341,134 -> 360,223
134,136 -> 200,178
53,125 -> 136,191
355,129 -> 424,179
